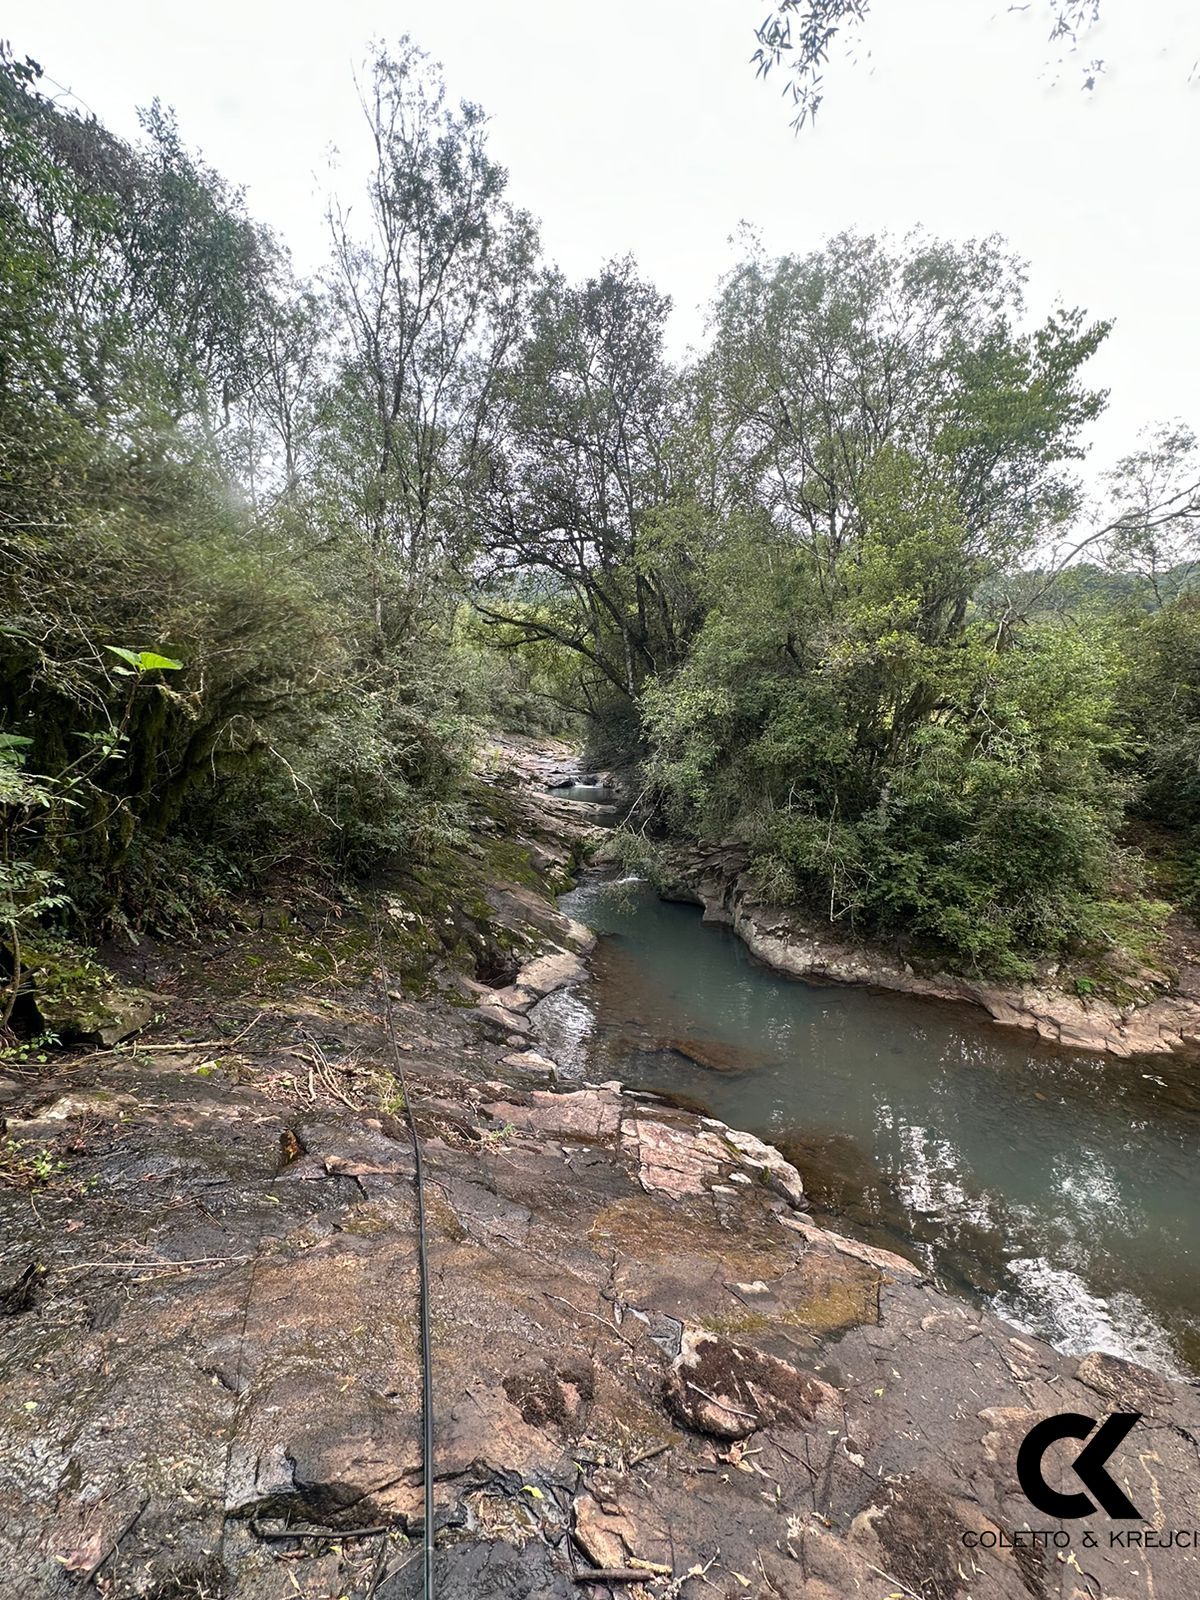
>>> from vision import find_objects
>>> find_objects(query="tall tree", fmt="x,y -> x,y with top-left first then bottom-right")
237,257 -> 328,509
472,258 -> 688,710
327,39 -> 538,635
0,55 -> 265,439
699,232 -> 1108,613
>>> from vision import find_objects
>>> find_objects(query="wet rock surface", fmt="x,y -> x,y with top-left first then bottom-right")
1,738 -> 1198,1598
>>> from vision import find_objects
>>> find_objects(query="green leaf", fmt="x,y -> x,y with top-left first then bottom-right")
104,646 -> 142,668
104,646 -> 183,673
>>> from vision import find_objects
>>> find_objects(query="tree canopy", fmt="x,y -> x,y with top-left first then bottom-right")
2,38 -> 1198,1010
752,1 -> 1110,130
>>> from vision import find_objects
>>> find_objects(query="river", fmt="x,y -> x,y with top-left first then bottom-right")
534,871 -> 1200,1378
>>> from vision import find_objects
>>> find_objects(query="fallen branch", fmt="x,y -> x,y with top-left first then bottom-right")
767,1436 -> 818,1479
59,1253 -> 252,1275
686,1380 -> 758,1422
63,1015 -> 266,1068
542,1290 -> 638,1349
573,1567 -> 669,1586
250,1517 -> 389,1541
860,1557 -> 926,1600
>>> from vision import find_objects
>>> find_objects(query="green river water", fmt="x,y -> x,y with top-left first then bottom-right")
537,869 -> 1200,1378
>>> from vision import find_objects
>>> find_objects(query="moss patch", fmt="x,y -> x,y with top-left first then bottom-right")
701,1254 -> 880,1340
589,1197 -> 789,1284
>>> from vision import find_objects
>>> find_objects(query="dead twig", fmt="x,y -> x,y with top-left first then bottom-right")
860,1557 -> 925,1600
542,1290 -> 638,1350
767,1436 -> 818,1479
250,1517 -> 390,1541
83,1494 -> 149,1587
574,1565 -> 670,1586
291,1035 -> 361,1110
59,1253 -> 252,1275
60,1020 -> 265,1072
685,1380 -> 758,1422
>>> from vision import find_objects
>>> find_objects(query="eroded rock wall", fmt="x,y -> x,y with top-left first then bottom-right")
661,840 -> 1200,1059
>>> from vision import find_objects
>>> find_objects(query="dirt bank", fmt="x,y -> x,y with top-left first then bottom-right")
1,737 -> 1197,1599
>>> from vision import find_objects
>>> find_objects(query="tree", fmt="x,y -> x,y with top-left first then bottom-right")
0,47 -> 483,941
472,258 -> 691,719
0,54 -> 265,436
641,466 -> 1138,977
327,39 -> 538,633
973,423 -> 1200,633
1097,424 -> 1200,605
752,1 -> 1111,131
1120,598 -> 1200,840
238,257 -> 328,508
635,233 -> 1136,977
699,232 -> 1107,602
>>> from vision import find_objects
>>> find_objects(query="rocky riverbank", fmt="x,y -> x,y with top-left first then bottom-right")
1,737 -> 1198,1599
656,840 -> 1200,1060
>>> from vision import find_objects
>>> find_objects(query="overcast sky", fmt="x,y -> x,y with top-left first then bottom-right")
9,0 -> 1197,479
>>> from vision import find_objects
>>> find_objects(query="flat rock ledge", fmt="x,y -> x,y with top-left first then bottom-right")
473,947 -> 589,1045
2,739 -> 1197,1599
662,841 -> 1200,1059
4,1056 -> 1198,1600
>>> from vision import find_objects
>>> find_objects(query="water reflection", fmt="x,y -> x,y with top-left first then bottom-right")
536,874 -> 1200,1377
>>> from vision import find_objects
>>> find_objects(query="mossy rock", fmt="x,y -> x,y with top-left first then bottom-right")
31,954 -> 154,1047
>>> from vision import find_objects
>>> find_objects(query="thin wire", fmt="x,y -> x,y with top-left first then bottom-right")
376,928 -> 435,1600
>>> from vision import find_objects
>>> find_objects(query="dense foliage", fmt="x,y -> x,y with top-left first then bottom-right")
2,40 -> 1198,1012
630,238 -> 1133,977
474,232 -> 1198,979
0,43 -> 544,980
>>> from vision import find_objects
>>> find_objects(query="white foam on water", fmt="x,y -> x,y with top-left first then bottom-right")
991,1256 -> 1185,1379
884,1113 -> 995,1231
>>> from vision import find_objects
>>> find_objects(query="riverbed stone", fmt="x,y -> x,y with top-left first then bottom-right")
664,1327 -> 842,1438
778,1210 -> 924,1279
33,977 -> 153,1046
484,1086 -> 622,1143
621,1114 -> 731,1198
474,998 -> 534,1042
705,1118 -> 807,1207
1074,1347 -> 1178,1415
492,949 -> 588,1013
501,1048 -> 559,1078
661,1034 -> 761,1072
